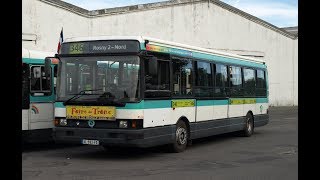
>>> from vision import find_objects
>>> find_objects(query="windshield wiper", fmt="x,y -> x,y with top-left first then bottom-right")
98,91 -> 115,99
63,89 -> 102,106
96,91 -> 126,107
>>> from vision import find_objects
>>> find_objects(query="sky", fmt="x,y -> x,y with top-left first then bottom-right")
62,0 -> 297,28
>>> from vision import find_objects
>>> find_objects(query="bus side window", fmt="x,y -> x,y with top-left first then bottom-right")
214,64 -> 228,98
229,66 -> 243,97
31,66 -> 41,91
30,65 -> 51,96
256,69 -> 267,97
172,56 -> 193,97
243,68 -> 256,97
144,54 -> 171,98
194,60 -> 213,97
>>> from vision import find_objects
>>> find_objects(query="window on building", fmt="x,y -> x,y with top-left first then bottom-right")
256,69 -> 267,96
172,56 -> 193,97
214,64 -> 228,98
243,68 -> 256,97
229,66 -> 243,97
194,61 -> 213,97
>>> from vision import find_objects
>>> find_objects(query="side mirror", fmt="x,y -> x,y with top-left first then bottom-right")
148,57 -> 158,76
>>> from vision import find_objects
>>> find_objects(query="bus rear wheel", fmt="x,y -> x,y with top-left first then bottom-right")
241,113 -> 254,137
170,120 -> 188,153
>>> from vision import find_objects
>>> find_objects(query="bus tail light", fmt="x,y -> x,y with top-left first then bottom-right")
54,119 -> 59,126
132,120 -> 136,128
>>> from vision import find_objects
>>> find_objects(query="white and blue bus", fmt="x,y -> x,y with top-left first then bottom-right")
22,48 -> 59,143
50,36 -> 269,152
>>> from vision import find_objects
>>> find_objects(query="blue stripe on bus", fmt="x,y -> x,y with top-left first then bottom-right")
22,58 -> 45,64
55,102 -> 65,108
197,100 -> 214,106
214,99 -> 229,105
196,99 -> 229,106
30,95 -> 55,102
256,98 -> 269,103
144,100 -> 170,109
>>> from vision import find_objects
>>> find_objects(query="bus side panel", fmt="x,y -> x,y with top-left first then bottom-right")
116,109 -> 144,119
255,103 -> 268,115
243,103 -> 256,116
29,103 -> 54,130
256,98 -> 269,115
55,102 -> 66,118
196,100 -> 214,122
143,101 -> 196,128
213,100 -> 228,120
228,104 -> 244,118
171,106 -> 195,124
22,109 -> 29,130
144,108 -> 171,127
143,100 -> 172,128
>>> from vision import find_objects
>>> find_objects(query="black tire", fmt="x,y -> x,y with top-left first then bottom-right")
241,113 -> 254,137
170,120 -> 188,153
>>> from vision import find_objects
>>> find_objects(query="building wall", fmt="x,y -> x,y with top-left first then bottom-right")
22,0 -> 298,106
22,0 -> 90,51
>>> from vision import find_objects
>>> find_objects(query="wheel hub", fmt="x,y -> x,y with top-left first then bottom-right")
176,127 -> 187,145
247,117 -> 252,133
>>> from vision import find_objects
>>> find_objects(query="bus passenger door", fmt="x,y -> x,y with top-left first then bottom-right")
29,65 -> 54,130
143,55 -> 173,128
171,56 -> 196,125
213,64 -> 229,132
227,66 -> 244,131
194,61 -> 214,123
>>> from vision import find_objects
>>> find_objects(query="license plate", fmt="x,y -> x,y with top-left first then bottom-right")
82,139 -> 100,145
66,106 -> 116,120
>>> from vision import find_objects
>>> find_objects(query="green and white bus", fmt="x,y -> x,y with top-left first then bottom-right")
22,48 -> 58,143
50,36 -> 269,152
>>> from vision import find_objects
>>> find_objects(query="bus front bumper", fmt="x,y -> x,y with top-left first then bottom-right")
53,126 -> 175,148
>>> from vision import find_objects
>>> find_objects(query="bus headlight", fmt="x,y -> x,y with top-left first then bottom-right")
59,119 -> 67,126
119,120 -> 128,128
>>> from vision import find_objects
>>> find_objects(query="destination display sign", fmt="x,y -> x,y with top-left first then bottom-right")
60,40 -> 140,54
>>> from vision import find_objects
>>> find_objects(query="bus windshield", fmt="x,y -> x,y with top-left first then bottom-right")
57,56 -> 140,103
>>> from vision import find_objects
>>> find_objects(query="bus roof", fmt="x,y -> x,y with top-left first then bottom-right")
22,48 -> 55,59
63,36 -> 265,65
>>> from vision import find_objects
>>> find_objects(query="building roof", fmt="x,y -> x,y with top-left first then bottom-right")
40,0 -> 298,40
281,26 -> 298,36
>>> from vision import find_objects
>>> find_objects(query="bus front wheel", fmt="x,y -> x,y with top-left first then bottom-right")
170,120 -> 188,153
